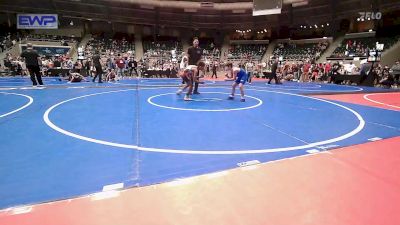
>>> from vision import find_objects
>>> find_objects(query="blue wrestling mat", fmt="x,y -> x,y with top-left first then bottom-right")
0,77 -> 399,209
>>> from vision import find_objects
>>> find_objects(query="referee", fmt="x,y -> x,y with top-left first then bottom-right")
20,43 -> 43,86
187,37 -> 203,94
92,51 -> 103,83
268,58 -> 281,84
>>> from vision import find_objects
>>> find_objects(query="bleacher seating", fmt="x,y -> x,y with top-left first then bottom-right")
273,42 -> 329,61
143,37 -> 182,58
142,36 -> 182,69
85,35 -> 135,56
330,36 -> 399,58
25,34 -> 81,43
198,37 -> 220,60
0,34 -> 11,53
0,28 -> 26,53
228,44 -> 267,61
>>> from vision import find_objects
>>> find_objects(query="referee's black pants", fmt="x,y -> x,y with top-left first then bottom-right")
92,72 -> 103,83
92,67 -> 103,83
211,70 -> 217,78
268,73 -> 279,84
193,81 -> 199,93
27,65 -> 43,85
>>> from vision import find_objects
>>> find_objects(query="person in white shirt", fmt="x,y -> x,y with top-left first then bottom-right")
19,59 -> 27,76
245,61 -> 254,84
180,55 -> 188,70
346,62 -> 356,74
179,55 -> 189,84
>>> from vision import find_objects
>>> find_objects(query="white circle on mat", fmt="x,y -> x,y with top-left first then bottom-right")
43,88 -> 365,154
0,92 -> 33,118
147,92 -> 263,112
363,93 -> 400,109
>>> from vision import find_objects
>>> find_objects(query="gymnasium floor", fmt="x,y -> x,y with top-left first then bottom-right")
0,77 -> 399,225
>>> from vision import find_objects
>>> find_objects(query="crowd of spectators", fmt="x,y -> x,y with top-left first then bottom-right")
330,36 -> 399,58
142,37 -> 182,71
1,29 -> 399,87
1,32 -> 80,54
0,34 -> 14,53
198,38 -> 220,61
85,35 -> 135,57
260,59 -> 400,89
273,42 -> 329,62
2,32 -> 139,81
0,31 -> 26,53
3,50 -> 142,82
79,35 -> 140,79
227,44 -> 267,61
3,52 -> 76,76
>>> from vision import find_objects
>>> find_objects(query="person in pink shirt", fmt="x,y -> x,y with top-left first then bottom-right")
324,62 -> 331,77
115,54 -> 125,80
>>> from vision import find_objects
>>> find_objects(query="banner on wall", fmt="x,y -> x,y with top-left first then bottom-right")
253,0 -> 282,16
17,14 -> 58,29
21,45 -> 70,56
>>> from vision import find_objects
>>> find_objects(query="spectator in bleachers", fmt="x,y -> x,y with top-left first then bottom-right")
85,35 -> 135,75
324,62 -> 331,78
115,54 -> 125,79
245,61 -> 254,84
359,60 -> 372,83
199,38 -> 220,63
379,66 -> 395,88
345,62 -> 357,74
390,60 -> 400,84
24,34 -> 80,44
142,37 -> 182,74
106,56 -> 115,70
331,36 -> 399,58
327,62 -> 341,83
273,42 -> 328,62
64,58 -> 74,70
228,44 -> 267,62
